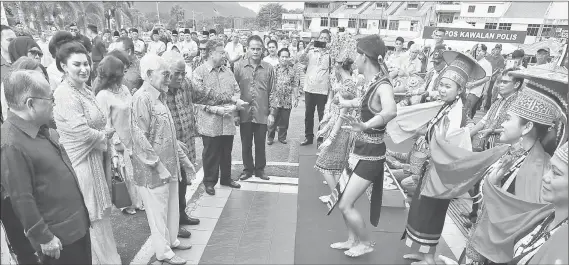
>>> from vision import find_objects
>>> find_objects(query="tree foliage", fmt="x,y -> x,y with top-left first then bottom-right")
256,3 -> 286,30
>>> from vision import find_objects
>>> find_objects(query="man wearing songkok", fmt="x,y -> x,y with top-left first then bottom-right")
131,54 -> 194,265
179,29 -> 198,59
147,29 -> 166,56
167,30 -> 181,51
192,40 -> 248,196
1,70 -> 91,264
161,51 -> 201,232
131,28 -> 146,58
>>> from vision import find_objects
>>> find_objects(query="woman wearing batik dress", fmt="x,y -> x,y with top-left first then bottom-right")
401,51 -> 484,265
315,58 -> 358,206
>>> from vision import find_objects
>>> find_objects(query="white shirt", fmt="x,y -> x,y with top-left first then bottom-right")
167,41 -> 181,51
147,41 -> 166,55
179,40 -> 198,57
46,62 -> 63,92
225,42 -> 244,61
469,58 -> 492,98
37,39 -> 53,67
263,55 -> 279,67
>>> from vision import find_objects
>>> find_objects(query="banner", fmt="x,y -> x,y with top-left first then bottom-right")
422,26 -> 527,44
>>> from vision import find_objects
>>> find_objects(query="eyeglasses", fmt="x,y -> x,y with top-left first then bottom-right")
28,96 -> 55,105
172,71 -> 186,78
29,50 -> 43,57
161,71 -> 171,79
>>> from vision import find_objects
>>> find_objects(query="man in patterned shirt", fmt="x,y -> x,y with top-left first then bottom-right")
162,51 -> 201,231
192,40 -> 248,196
267,48 -> 299,145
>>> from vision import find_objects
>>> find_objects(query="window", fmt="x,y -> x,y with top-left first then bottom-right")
348,18 -> 357,28
320,18 -> 329,27
305,3 -> 318,8
438,13 -> 454,23
526,24 -> 540,36
410,20 -> 419,31
378,19 -> 388,29
388,20 -> 399,30
347,4 -> 357,9
498,23 -> 511,30
487,6 -> 496,13
359,19 -> 368,29
468,5 -> 475,12
376,2 -> 388,9
304,18 -> 312,30
541,25 -> 554,37
484,23 -> 497,30
319,4 -> 329,9
407,3 -> 419,9
330,18 -> 338,27
467,22 -> 476,26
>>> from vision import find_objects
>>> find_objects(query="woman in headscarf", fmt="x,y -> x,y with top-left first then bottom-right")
437,141 -> 568,265
324,35 -> 397,257
401,50 -> 485,265
7,36 -> 43,64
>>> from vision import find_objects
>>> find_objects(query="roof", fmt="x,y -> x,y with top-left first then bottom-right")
360,1 -> 402,18
332,2 -> 370,16
502,2 -> 549,18
390,2 -> 434,19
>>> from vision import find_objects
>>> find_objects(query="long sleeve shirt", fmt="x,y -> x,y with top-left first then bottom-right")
1,113 -> 90,251
131,82 -> 191,188
233,59 -> 277,124
273,63 -> 299,109
298,48 -> 331,95
191,61 -> 241,137
90,36 -> 107,63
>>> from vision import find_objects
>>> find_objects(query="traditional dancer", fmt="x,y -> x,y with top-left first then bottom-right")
326,35 -> 397,257
401,50 -> 485,265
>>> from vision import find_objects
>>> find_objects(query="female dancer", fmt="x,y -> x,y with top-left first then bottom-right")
327,35 -> 397,257
316,57 -> 358,205
401,51 -> 485,265
53,39 -> 121,264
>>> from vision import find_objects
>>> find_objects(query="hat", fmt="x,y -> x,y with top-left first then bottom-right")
440,50 -> 486,88
512,49 -> 525,59
184,29 -> 191,34
509,66 -> 568,147
202,31 -> 209,36
131,28 -> 138,33
537,47 -> 550,54
554,141 -> 568,163
152,29 -> 159,35
495,44 -> 502,50
172,29 -> 178,35
356,34 -> 387,62
113,31 -> 120,37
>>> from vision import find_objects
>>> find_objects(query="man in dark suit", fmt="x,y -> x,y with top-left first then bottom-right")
68,23 -> 92,53
86,24 -> 106,80
1,70 -> 92,264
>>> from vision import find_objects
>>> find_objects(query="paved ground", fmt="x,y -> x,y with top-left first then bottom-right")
106,100 -> 486,264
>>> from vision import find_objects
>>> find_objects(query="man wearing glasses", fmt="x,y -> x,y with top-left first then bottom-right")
162,51 -> 201,231
68,23 -> 92,53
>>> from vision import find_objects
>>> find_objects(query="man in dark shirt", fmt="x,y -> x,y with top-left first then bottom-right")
69,23 -> 92,53
86,24 -> 107,80
234,35 -> 276,181
1,70 -> 91,264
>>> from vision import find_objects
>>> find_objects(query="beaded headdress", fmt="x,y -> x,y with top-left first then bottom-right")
510,65 -> 568,148
440,51 -> 486,88
554,141 -> 568,163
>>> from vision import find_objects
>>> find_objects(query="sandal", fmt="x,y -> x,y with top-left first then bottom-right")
330,240 -> 355,250
122,208 -> 136,215
161,255 -> 187,265
344,243 -> 374,257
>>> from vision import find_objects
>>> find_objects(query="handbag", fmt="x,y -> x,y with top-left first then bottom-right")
111,163 -> 132,209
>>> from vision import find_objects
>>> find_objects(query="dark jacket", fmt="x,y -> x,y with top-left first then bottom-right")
91,35 -> 107,63
1,112 -> 90,250
74,33 -> 93,53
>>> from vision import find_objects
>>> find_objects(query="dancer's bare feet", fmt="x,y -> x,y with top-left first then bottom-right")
330,240 -> 355,250
404,253 -> 425,261
344,242 -> 374,257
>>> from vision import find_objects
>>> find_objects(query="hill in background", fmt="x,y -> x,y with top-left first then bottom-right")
133,1 -> 257,18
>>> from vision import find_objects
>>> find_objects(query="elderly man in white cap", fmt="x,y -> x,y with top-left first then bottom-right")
131,53 -> 195,265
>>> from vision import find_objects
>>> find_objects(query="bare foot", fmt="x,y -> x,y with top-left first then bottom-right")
330,240 -> 355,250
404,253 -> 425,261
344,243 -> 374,257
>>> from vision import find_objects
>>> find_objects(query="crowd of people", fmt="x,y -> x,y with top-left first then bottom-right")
0,19 -> 567,265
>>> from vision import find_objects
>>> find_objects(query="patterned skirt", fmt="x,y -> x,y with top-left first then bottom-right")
315,127 -> 352,175
402,165 -> 451,254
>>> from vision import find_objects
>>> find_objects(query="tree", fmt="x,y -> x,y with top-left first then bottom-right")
104,1 -> 134,30
256,3 -> 286,30
169,4 -> 184,29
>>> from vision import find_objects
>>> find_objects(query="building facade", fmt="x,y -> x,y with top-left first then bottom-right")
300,1 -> 567,45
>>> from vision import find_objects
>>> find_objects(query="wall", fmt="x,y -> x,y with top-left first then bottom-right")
459,2 -> 507,18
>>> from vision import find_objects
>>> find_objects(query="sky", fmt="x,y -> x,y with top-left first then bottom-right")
239,2 -> 305,13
